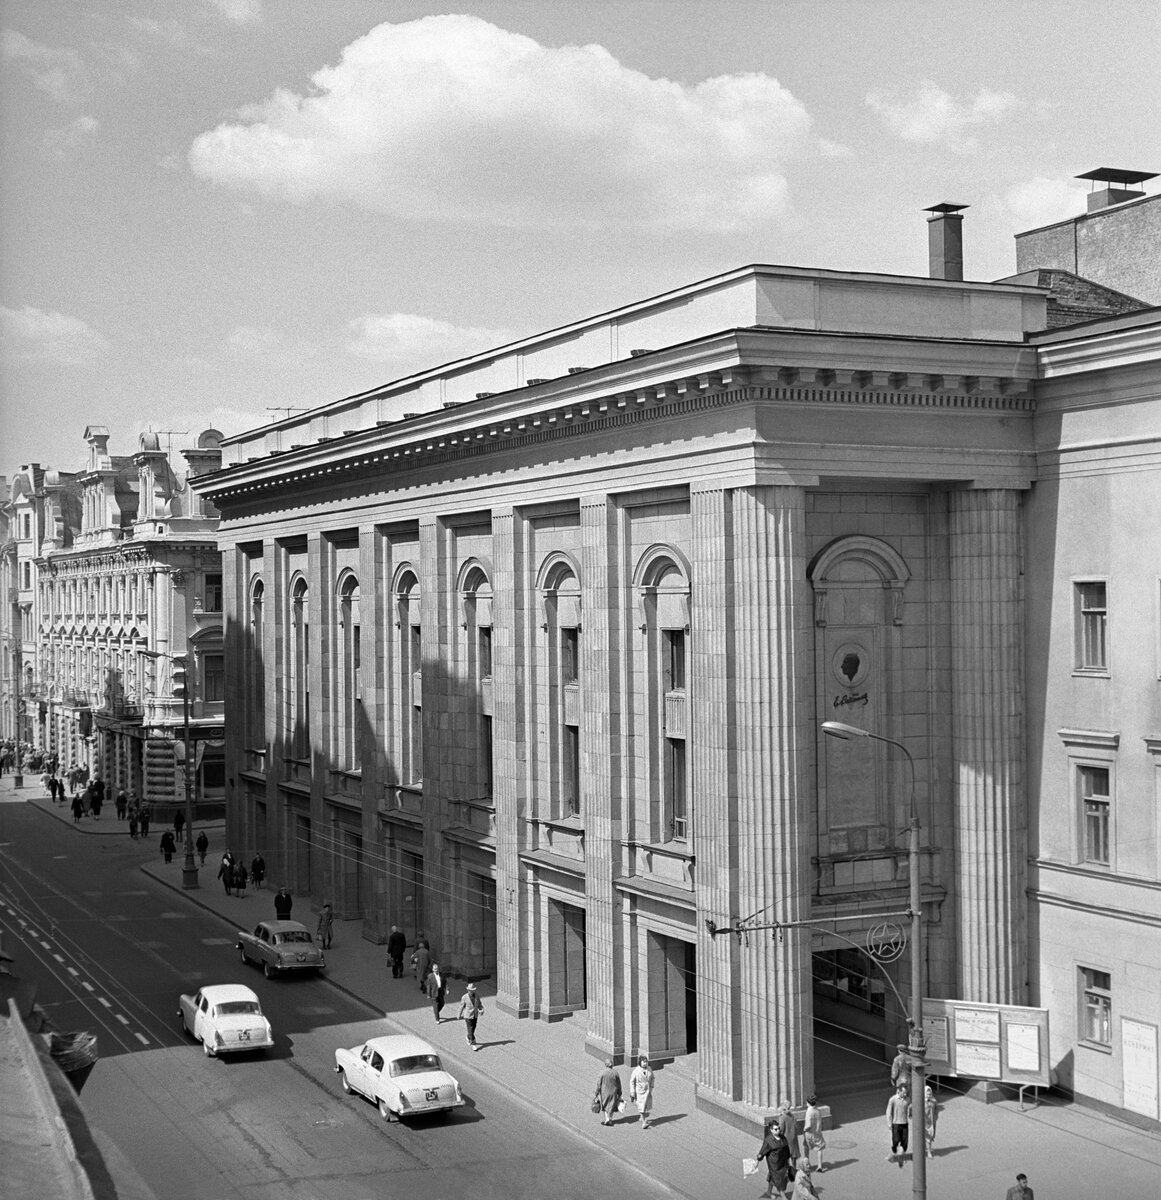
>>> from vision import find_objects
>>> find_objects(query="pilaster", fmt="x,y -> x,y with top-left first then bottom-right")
949,488 -> 1027,1004
580,494 -> 623,1059
732,485 -> 813,1110
491,507 -> 530,1015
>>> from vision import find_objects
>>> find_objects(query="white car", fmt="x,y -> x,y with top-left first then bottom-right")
178,983 -> 274,1057
334,1034 -> 465,1120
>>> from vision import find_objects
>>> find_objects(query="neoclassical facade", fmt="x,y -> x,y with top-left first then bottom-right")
198,252 -> 1069,1125
34,427 -> 226,808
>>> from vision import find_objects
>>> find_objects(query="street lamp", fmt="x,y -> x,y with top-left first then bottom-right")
171,655 -> 198,891
821,720 -> 926,1200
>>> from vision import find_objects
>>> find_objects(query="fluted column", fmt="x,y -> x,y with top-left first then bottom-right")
580,495 -> 623,1058
950,489 -> 1027,1004
691,485 -> 742,1099
733,485 -> 813,1109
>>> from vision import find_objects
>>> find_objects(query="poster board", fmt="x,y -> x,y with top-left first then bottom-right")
1122,1019 -> 1159,1121
922,999 -> 1050,1087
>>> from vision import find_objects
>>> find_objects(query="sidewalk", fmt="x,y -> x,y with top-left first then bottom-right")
14,782 -> 1161,1199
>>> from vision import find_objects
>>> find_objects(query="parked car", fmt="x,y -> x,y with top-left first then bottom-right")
237,919 -> 326,978
334,1034 -> 465,1121
178,983 -> 273,1057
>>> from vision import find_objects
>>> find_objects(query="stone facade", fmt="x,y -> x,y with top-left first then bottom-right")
197,260 -> 1056,1129
32,428 -> 225,815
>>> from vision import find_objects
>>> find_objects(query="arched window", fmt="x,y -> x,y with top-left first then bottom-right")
459,561 -> 494,799
538,553 -> 583,819
635,547 -> 692,843
248,579 -> 265,748
290,577 -> 310,759
338,573 -> 362,770
394,569 -> 422,783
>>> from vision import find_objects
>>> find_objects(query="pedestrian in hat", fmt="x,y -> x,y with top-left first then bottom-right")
459,982 -> 483,1049
386,924 -> 407,978
890,1042 -> 910,1089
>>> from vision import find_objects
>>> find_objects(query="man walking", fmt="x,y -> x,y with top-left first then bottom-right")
412,937 -> 432,992
886,1083 -> 910,1165
1005,1174 -> 1034,1200
274,886 -> 293,919
459,982 -> 482,1050
425,962 -> 446,1023
387,925 -> 407,978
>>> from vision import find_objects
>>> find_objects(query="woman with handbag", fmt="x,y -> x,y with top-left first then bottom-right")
755,1118 -> 793,1199
593,1058 -> 622,1126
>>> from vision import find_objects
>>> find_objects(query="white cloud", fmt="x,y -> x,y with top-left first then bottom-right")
1001,176 -> 1090,231
347,312 -> 516,371
206,0 -> 262,25
43,114 -> 98,157
2,28 -> 85,104
2,305 -> 109,365
865,81 -> 1016,154
817,138 -> 853,159
188,15 -> 812,233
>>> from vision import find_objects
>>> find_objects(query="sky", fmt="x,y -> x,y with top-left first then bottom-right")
2,0 -> 1158,478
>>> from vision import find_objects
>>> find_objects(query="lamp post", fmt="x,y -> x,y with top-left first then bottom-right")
821,720 -> 926,1200
171,654 -> 198,890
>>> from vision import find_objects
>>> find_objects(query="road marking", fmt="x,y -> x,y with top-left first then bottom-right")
82,982 -> 95,992
134,1033 -> 150,1046
97,997 -> 112,1008
53,953 -> 65,963
115,1014 -> 130,1026
66,966 -> 79,977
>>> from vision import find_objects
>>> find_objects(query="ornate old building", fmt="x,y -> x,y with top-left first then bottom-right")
195,187 -> 1160,1128
34,427 -> 225,810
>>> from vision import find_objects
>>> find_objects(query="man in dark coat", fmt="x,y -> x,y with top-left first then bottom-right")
412,938 -> 432,992
195,830 -> 209,864
274,887 -> 293,920
424,963 -> 447,1023
386,925 -> 407,978
159,830 -> 176,863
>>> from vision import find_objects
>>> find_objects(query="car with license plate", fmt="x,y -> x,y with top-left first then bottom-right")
178,983 -> 273,1057
237,919 -> 326,977
334,1034 -> 465,1121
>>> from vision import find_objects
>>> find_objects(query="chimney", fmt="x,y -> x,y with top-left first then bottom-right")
1076,167 -> 1157,212
924,202 -> 969,281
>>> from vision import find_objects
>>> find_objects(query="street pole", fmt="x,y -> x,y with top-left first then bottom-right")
821,721 -> 925,1200
908,812 -> 926,1200
175,657 -> 198,890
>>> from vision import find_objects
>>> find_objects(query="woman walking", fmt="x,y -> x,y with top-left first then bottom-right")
803,1093 -> 826,1172
755,1118 -> 793,1200
628,1056 -> 655,1129
593,1058 -> 622,1126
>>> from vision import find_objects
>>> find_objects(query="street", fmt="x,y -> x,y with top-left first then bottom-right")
0,800 -> 674,1200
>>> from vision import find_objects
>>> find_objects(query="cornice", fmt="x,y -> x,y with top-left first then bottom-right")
199,356 -> 1036,508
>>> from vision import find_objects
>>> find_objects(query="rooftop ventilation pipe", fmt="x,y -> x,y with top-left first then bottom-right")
1076,167 -> 1157,212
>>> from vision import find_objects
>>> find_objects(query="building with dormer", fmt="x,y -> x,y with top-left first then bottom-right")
34,427 -> 225,811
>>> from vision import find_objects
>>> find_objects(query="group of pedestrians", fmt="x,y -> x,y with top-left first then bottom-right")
385,929 -> 486,1052
215,848 -> 266,897
751,1097 -> 825,1200
592,1056 -> 657,1129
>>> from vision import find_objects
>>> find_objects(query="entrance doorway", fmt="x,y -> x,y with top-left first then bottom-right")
548,899 -> 586,1014
648,933 -> 697,1056
466,874 -> 497,978
339,827 -> 362,917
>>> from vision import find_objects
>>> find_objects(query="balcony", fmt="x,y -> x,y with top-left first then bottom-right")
664,691 -> 686,738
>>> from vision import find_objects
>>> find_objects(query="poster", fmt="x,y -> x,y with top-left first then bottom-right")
955,1007 -> 1000,1042
1006,1022 -> 1041,1073
955,1041 -> 1001,1078
1122,1019 -> 1159,1120
924,1016 -> 949,1065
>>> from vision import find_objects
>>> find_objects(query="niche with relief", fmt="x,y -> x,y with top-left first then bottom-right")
809,535 -> 910,856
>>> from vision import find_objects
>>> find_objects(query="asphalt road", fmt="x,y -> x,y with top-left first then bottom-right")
0,802 -> 673,1200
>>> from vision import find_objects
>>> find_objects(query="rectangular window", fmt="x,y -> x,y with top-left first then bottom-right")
1080,967 -> 1112,1046
1075,581 -> 1107,671
666,738 -> 687,840
664,629 -> 686,691
203,654 -> 225,702
22,562 -> 31,589
481,715 -> 494,799
478,625 -> 493,679
564,725 -> 580,816
1080,765 -> 1110,865
204,573 -> 223,612
410,624 -> 422,675
21,513 -> 30,539
560,627 -> 579,685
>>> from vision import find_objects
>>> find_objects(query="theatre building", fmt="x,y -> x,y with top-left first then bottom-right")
196,189 -> 1161,1128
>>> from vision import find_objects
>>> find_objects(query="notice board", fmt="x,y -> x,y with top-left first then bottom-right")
922,999 -> 1050,1087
